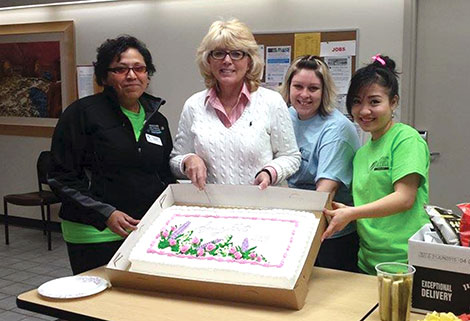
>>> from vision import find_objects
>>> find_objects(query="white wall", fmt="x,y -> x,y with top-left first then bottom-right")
0,0 -> 405,221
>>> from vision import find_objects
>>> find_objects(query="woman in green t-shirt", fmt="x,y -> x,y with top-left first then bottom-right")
321,55 -> 430,274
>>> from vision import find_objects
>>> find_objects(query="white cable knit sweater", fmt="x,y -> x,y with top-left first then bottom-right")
170,87 -> 301,185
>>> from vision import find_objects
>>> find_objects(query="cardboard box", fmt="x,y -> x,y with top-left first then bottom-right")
106,184 -> 328,310
408,223 -> 470,314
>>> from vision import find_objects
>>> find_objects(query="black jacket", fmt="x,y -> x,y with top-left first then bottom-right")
48,87 -> 176,231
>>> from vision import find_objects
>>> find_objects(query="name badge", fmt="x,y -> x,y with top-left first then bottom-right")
146,134 -> 162,146
148,124 -> 162,135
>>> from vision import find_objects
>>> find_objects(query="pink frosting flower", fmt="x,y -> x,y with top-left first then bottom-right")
161,229 -> 169,238
191,237 -> 200,245
169,239 -> 176,246
234,252 -> 242,260
256,255 -> 262,262
229,247 -> 236,254
180,245 -> 190,254
249,252 -> 257,259
197,248 -> 205,256
206,243 -> 216,251
171,226 -> 177,231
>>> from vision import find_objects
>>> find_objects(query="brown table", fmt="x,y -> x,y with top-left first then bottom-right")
365,307 -> 425,320
17,266 -> 394,321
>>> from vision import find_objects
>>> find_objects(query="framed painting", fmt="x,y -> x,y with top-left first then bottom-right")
0,21 -> 76,137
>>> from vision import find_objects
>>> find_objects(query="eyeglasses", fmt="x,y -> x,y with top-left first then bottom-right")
209,50 -> 247,61
107,65 -> 147,75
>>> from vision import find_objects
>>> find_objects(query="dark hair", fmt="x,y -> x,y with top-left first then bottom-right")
346,55 -> 399,115
93,35 -> 156,86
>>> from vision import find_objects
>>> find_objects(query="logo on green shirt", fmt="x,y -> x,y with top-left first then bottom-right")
370,156 -> 390,171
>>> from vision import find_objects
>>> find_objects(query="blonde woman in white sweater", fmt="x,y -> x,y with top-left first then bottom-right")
170,19 -> 300,190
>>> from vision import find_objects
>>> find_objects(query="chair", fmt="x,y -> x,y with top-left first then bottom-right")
3,151 -> 61,250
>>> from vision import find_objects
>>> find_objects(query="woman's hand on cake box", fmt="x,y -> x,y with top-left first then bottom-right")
321,202 -> 355,241
183,155 -> 207,190
254,169 -> 272,190
106,210 -> 140,237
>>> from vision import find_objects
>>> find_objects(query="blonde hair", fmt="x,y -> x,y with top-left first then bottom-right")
196,19 -> 263,92
279,55 -> 336,116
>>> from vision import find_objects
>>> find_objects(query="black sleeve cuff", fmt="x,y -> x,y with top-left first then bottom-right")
255,169 -> 272,184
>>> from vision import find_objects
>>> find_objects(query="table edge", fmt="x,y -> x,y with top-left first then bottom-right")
17,292 -> 107,321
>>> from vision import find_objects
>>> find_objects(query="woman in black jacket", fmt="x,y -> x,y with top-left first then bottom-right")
48,35 -> 175,274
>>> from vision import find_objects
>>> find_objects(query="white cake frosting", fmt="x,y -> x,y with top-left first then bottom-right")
128,205 -> 319,289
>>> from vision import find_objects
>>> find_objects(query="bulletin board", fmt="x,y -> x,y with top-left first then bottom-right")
254,29 -> 362,142
254,30 -> 357,83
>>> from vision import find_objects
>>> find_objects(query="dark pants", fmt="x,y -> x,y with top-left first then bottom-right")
66,240 -> 124,275
315,231 -> 360,273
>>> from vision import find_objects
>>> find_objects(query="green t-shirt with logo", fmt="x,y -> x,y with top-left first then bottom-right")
61,103 -> 146,244
353,123 -> 430,274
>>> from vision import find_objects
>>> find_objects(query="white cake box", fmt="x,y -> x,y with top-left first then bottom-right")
408,223 -> 470,314
106,183 -> 328,310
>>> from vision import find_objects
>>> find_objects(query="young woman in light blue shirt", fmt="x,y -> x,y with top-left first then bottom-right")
280,56 -> 360,272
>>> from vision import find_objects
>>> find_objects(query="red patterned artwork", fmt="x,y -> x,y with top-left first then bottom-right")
0,41 -> 62,118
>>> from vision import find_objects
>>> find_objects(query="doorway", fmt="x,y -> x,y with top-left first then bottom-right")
404,0 -> 470,211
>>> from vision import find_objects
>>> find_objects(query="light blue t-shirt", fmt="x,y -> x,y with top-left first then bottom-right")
288,108 -> 360,238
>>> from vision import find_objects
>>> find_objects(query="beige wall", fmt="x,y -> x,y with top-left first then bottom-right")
0,0 -> 405,221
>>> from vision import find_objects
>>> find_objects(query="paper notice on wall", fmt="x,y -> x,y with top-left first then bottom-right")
320,40 -> 356,57
258,45 -> 265,79
294,32 -> 321,58
324,56 -> 352,94
265,46 -> 291,84
336,93 -> 347,114
258,44 -> 265,62
77,65 -> 95,98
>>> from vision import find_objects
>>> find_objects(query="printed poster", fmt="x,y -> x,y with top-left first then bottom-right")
265,46 -> 291,84
320,40 -> 356,57
324,56 -> 352,95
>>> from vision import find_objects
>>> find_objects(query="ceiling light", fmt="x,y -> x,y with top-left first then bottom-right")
0,0 -> 118,11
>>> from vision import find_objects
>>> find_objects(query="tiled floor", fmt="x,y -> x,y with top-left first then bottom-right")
0,225 -> 71,321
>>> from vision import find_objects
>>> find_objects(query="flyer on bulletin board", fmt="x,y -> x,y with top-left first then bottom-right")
320,40 -> 356,57
265,46 -> 291,84
294,33 -> 321,58
324,56 -> 352,95
258,44 -> 265,62
258,44 -> 265,79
